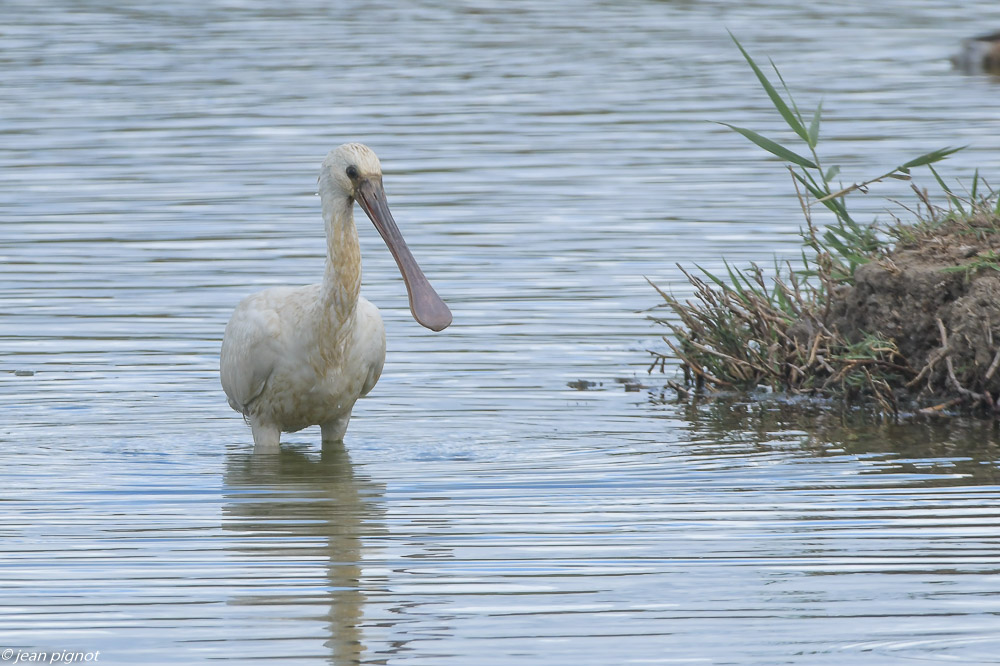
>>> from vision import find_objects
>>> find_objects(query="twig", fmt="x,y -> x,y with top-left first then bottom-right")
810,168 -> 907,206
646,351 -> 668,375
911,184 -> 938,223
663,336 -> 732,389
666,380 -> 689,400
645,275 -> 674,304
985,348 -> 1000,382
939,317 -> 990,404
918,397 -> 963,414
906,346 -> 946,388
789,166 -> 812,226
683,339 -> 755,368
805,331 -> 823,369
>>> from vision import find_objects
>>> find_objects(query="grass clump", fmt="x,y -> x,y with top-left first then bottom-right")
649,36 -> 1000,417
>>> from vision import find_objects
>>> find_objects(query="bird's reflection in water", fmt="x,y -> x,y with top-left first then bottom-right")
223,442 -> 386,664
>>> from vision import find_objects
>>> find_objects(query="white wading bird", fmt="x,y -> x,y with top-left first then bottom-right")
220,143 -> 451,452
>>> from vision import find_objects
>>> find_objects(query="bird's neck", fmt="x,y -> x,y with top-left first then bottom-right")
319,190 -> 362,321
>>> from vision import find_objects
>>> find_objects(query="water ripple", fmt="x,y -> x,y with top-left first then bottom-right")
4,0 -> 1000,663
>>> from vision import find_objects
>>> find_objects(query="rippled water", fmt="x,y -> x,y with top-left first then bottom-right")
4,1 -> 1000,664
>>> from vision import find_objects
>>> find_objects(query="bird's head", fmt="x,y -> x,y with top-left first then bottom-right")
322,142 -> 384,198
319,143 -> 452,332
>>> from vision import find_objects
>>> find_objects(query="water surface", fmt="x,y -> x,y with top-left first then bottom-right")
3,1 -> 1000,663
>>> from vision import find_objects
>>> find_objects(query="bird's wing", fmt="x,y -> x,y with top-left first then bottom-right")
356,297 -> 386,398
219,293 -> 285,414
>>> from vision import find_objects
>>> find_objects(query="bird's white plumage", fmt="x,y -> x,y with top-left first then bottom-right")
220,144 -> 398,452
220,288 -> 385,441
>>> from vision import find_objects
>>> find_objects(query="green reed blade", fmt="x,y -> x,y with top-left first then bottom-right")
728,32 -> 811,144
718,123 -> 817,169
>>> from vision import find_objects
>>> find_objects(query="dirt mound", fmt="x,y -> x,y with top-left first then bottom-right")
830,215 -> 1000,407
652,212 -> 1000,417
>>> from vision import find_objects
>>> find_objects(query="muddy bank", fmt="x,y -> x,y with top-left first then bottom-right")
829,215 -> 1000,410
652,213 -> 1000,417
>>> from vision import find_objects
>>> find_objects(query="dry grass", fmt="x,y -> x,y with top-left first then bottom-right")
647,262 -> 912,417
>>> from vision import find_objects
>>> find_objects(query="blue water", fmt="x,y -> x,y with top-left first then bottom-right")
3,1 -> 1000,663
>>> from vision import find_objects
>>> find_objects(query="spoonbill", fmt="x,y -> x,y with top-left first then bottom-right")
220,143 -> 451,452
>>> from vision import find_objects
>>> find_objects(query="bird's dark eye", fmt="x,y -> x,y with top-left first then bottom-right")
345,165 -> 359,179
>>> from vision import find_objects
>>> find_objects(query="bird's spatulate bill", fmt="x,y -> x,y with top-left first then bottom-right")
356,179 -> 452,331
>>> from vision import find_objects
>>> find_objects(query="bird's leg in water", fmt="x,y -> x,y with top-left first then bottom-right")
321,414 -> 351,443
251,418 -> 281,454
